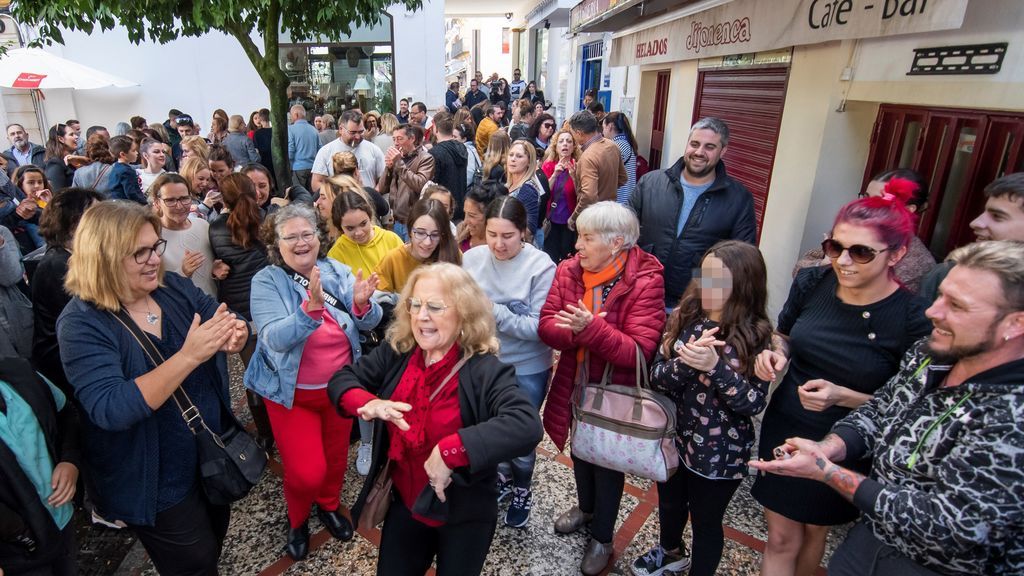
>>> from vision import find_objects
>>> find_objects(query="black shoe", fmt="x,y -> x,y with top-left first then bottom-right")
286,522 -> 310,561
316,506 -> 354,541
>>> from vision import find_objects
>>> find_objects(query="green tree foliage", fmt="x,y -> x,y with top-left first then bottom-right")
12,0 -> 421,187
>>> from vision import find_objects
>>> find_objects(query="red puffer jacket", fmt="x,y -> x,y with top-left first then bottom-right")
538,246 -> 666,451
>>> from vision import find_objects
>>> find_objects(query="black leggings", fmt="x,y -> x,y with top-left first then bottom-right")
376,499 -> 497,576
656,466 -> 741,576
571,454 -> 625,544
130,487 -> 230,576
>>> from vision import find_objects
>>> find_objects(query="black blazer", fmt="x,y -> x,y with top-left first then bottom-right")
328,344 -> 543,526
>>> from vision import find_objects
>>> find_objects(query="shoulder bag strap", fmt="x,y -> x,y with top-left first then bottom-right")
284,265 -> 349,315
108,308 -> 206,433
90,163 -> 112,190
428,355 -> 471,402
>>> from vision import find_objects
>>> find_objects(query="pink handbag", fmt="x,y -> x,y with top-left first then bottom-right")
570,346 -> 679,482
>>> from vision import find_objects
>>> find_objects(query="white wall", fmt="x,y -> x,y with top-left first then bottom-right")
35,1 -> 445,130
392,0 -> 447,110
463,16 -> 516,83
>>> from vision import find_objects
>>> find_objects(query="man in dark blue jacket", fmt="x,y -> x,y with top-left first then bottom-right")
629,117 -> 756,309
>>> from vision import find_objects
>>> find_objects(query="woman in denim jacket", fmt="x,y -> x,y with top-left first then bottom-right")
244,203 -> 382,561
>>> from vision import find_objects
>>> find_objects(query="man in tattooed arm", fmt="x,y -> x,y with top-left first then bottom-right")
752,239 -> 1024,576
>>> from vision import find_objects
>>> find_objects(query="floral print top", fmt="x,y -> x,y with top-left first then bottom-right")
650,318 -> 769,480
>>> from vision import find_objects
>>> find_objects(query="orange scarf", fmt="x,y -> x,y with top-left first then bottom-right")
576,252 -> 628,367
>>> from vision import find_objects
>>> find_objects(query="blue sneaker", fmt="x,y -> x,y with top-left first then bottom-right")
504,487 -> 532,528
630,545 -> 691,576
496,473 -> 513,503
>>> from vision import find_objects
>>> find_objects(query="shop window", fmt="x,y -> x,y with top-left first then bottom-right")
279,44 -> 395,116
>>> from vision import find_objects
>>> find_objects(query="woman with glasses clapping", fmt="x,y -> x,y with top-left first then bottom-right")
57,201 -> 248,574
245,203 -> 382,560
374,199 -> 461,294
750,188 -> 931,575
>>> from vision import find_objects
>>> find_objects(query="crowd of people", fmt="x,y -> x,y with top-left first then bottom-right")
0,73 -> 1022,576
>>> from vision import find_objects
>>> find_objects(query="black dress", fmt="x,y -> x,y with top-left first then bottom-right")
750,267 -> 930,525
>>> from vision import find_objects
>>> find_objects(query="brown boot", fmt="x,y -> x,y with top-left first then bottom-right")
580,538 -> 613,575
554,506 -> 593,534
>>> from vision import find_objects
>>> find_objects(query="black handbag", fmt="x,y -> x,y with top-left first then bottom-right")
110,308 -> 268,505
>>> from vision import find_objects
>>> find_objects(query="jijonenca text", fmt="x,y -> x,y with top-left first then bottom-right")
685,17 -> 752,53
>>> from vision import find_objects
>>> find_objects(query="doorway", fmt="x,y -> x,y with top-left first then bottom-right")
862,105 -> 1024,259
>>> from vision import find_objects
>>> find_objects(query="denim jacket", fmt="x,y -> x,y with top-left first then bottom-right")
244,259 -> 382,409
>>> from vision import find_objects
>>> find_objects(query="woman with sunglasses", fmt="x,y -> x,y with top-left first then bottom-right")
750,189 -> 931,576
796,171 -> 937,293
540,128 -> 581,263
57,201 -> 248,575
527,113 -> 556,156
375,199 -> 461,294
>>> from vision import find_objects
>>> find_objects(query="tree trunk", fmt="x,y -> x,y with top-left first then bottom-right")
267,78 -> 292,194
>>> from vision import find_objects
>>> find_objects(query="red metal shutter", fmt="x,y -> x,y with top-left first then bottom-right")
693,67 -> 790,242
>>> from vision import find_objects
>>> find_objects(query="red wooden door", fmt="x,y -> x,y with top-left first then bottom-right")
648,71 -> 670,170
862,105 -> 1024,258
693,67 -> 790,241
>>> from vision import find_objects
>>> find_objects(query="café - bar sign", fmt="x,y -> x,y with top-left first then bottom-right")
611,0 -> 969,67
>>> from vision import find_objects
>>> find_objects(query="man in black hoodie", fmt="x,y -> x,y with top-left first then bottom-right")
428,110 -> 468,220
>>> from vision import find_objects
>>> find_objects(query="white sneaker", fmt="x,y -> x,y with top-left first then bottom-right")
356,443 -> 372,476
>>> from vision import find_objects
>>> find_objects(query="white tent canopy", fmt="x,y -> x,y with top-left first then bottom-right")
0,47 -> 139,90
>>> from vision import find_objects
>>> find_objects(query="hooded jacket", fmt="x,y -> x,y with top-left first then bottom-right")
429,139 -> 468,211
629,158 -> 756,307
537,246 -> 666,450
832,340 -> 1024,575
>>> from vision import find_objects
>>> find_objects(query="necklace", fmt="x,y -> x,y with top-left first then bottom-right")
126,297 -> 159,325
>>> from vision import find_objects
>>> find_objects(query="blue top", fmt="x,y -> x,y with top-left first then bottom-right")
287,119 -> 320,170
244,259 -> 382,409
676,179 -> 714,236
107,162 -> 147,204
56,272 -> 238,525
510,180 -> 541,235
613,134 -> 637,205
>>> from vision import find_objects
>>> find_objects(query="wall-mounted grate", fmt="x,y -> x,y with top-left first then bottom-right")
908,43 -> 1007,76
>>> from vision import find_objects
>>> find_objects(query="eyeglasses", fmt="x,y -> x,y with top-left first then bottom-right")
343,127 -> 365,135
821,238 -> 890,264
160,196 -> 192,207
132,239 -> 167,264
281,231 -> 318,246
542,123 -> 555,129
410,228 -> 441,242
407,297 -> 448,316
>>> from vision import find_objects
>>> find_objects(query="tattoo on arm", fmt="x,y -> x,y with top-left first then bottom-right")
818,433 -> 847,462
823,464 -> 865,503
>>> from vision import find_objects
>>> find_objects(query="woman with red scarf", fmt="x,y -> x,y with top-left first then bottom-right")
328,263 -> 542,575
538,201 -> 666,575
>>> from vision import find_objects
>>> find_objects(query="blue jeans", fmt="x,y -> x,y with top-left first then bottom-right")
497,368 -> 550,488
393,221 -> 409,242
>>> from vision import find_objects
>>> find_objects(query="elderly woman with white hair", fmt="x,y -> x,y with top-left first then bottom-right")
538,201 -> 666,575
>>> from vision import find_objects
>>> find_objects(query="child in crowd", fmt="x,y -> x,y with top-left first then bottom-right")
107,135 -> 147,204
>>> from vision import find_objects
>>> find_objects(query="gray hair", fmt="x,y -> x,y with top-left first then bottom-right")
289,104 -> 306,118
689,117 -> 730,147
339,110 -> 363,127
272,202 -> 319,237
568,110 -> 599,135
321,114 -> 336,129
113,122 -> 131,136
575,201 -> 639,250
263,202 -> 328,266
948,240 -> 1024,312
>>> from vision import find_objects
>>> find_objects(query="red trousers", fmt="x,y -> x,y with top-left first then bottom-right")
265,388 -> 353,528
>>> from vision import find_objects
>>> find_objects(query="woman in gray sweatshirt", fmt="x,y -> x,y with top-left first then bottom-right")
462,195 -> 555,529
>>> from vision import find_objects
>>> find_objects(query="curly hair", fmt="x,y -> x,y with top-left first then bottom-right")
84,133 -> 115,164
260,203 -> 329,267
387,262 -> 499,356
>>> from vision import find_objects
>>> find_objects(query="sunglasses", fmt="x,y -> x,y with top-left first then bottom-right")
821,238 -> 890,264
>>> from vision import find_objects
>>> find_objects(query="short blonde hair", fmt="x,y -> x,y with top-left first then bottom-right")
180,135 -> 209,162
387,263 -> 499,357
66,201 -> 164,311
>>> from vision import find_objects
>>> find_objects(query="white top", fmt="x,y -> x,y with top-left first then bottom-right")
160,217 -> 217,297
136,168 -> 166,196
311,138 -> 385,188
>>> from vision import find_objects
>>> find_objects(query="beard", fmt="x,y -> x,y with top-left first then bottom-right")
926,322 -> 1000,364
683,156 -> 715,179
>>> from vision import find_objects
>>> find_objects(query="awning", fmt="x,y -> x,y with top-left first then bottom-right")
0,48 -> 138,90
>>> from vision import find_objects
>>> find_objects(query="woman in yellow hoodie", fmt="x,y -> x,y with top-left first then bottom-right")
327,189 -> 403,476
